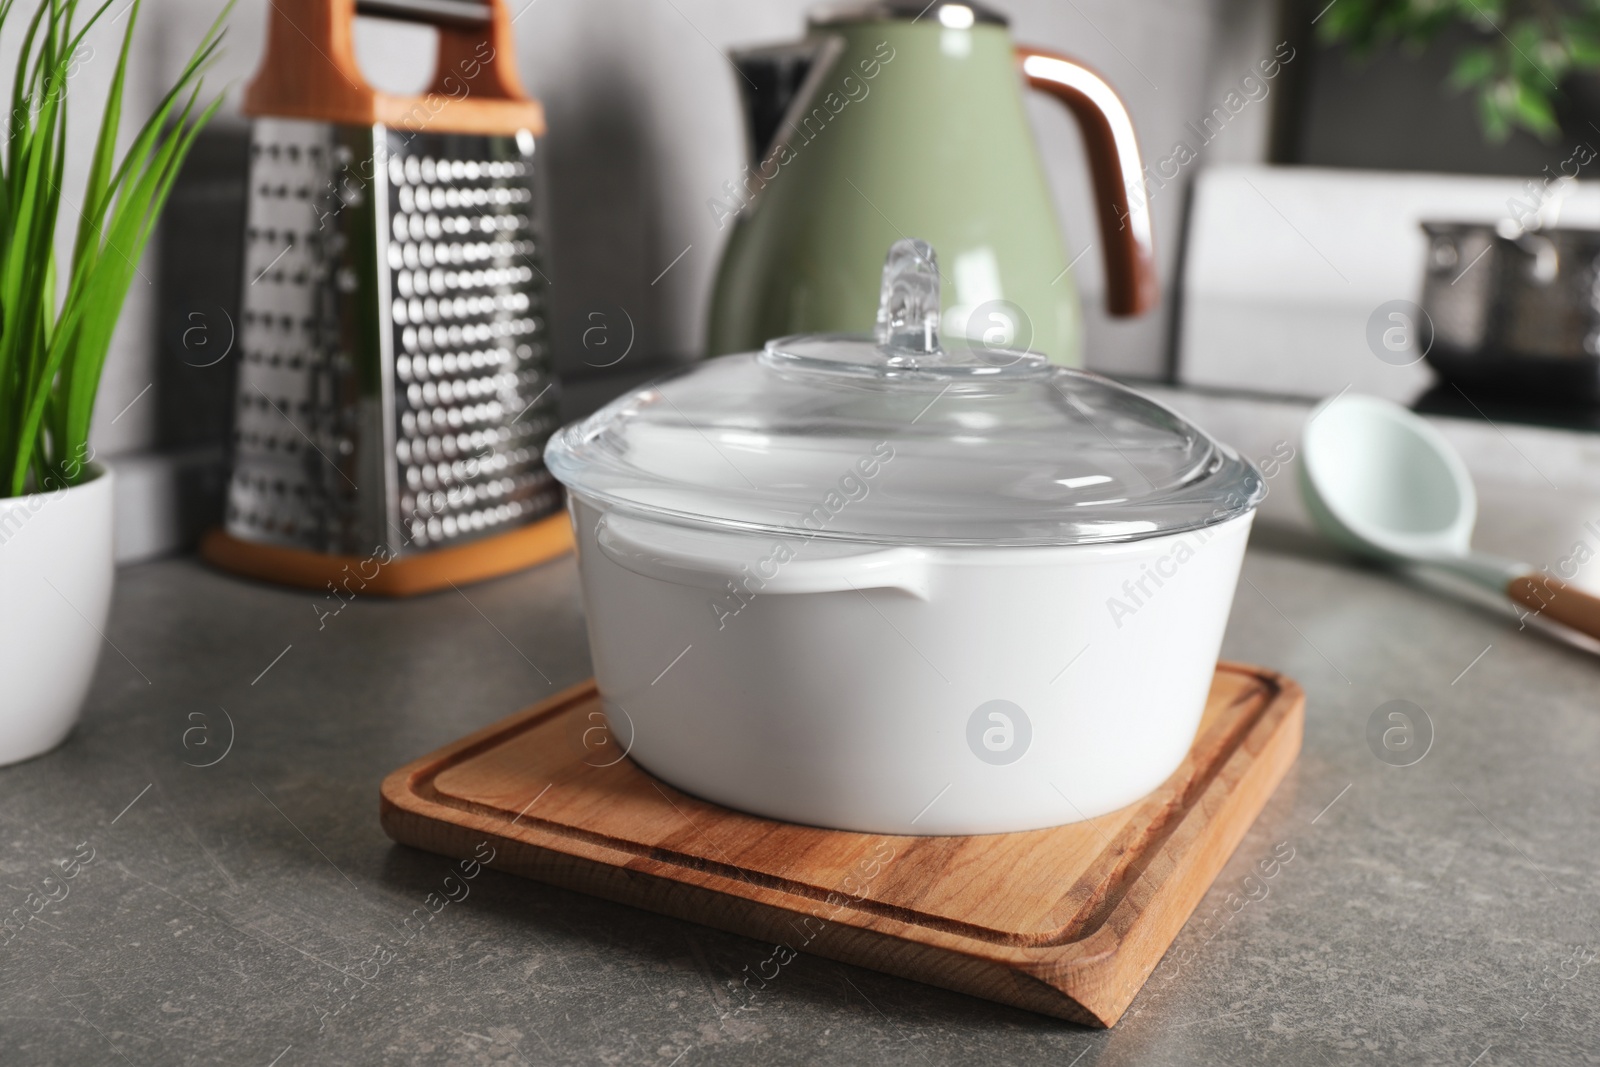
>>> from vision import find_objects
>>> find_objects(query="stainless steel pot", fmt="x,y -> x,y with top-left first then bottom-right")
1419,221 -> 1600,401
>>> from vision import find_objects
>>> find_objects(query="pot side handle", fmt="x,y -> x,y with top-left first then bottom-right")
1017,45 -> 1158,317
595,513 -> 932,599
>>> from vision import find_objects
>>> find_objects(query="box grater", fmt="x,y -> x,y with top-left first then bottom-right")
223,0 -> 562,565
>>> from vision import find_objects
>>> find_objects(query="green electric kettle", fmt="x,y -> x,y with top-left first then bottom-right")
705,0 -> 1157,366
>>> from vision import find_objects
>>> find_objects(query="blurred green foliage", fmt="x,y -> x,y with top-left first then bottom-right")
1316,0 -> 1600,141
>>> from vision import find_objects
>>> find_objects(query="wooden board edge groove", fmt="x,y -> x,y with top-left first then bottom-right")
379,664 -> 1304,1026
386,668 -> 1290,949
377,803 -> 1111,1025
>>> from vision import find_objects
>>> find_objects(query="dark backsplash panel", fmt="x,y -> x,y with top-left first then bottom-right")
156,121 -> 250,454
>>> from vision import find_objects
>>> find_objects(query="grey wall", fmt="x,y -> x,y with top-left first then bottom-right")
50,0 -> 1282,465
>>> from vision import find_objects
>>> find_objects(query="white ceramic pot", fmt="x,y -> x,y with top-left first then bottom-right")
548,240 -> 1265,835
0,465 -> 114,766
571,497 -> 1253,835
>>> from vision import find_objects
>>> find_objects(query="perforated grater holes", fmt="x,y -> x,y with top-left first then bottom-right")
226,118 -> 559,557
379,130 -> 557,551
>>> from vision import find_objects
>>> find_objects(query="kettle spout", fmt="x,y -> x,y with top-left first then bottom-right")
730,38 -> 841,166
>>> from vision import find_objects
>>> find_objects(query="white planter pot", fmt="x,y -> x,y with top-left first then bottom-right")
0,465 -> 114,766
571,495 -> 1253,835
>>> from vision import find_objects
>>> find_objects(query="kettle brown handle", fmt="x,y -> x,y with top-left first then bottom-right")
245,0 -> 544,135
1016,46 -> 1157,317
1507,572 -> 1600,643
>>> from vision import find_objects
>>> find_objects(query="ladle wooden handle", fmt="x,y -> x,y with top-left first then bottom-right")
1506,572 -> 1600,642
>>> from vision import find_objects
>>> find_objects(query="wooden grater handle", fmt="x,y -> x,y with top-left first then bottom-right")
244,0 -> 544,136
1506,572 -> 1600,643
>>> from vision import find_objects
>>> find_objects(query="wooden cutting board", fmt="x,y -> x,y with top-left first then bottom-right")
380,662 -> 1303,1026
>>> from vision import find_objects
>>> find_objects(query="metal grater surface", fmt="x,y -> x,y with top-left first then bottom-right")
227,119 -> 560,558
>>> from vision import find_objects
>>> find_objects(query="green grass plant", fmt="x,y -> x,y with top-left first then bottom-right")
0,0 -> 228,496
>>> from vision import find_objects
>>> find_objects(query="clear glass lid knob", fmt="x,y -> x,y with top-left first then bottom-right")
875,238 -> 941,356
766,237 -> 1046,378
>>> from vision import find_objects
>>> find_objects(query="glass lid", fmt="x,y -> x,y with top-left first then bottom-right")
545,240 -> 1264,547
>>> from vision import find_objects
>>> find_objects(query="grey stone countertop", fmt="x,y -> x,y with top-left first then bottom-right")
4,455 -> 1600,1065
